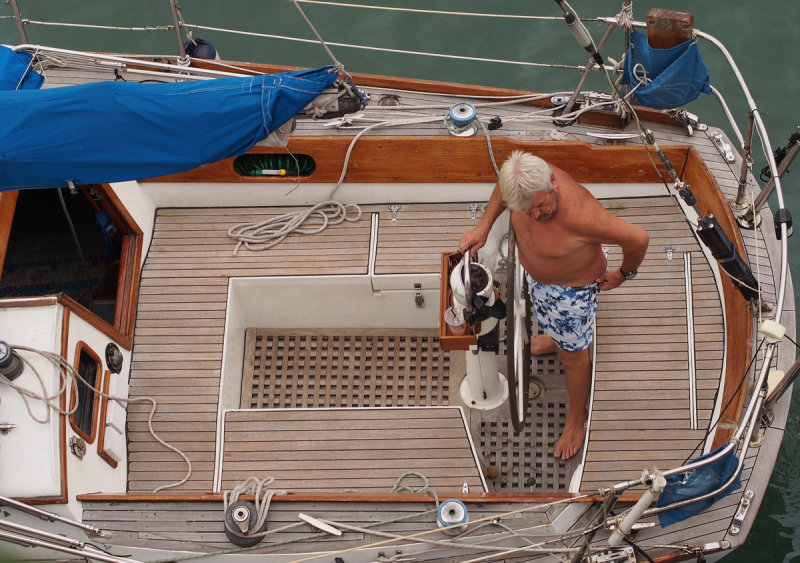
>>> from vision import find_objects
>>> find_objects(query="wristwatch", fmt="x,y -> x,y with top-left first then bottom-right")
620,267 -> 638,280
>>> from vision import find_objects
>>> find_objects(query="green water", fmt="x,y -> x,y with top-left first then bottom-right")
2,1 -> 799,561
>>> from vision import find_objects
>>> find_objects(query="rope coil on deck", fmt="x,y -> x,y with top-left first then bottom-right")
227,201 -> 362,255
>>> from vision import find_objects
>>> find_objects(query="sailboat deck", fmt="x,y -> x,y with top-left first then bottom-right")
130,194 -> 730,495
220,407 -> 486,492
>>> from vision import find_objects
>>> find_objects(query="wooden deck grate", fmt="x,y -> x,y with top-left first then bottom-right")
242,329 -> 452,408
479,401 -> 569,491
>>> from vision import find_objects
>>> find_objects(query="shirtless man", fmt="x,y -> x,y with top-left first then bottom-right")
459,151 -> 649,460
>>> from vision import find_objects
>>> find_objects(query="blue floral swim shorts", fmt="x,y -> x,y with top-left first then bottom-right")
525,272 -> 599,352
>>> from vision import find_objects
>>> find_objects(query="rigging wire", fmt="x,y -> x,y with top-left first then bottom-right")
682,337 -> 765,464
183,21 -> 590,71
292,1 -> 564,21
290,0 -> 343,71
283,514 -> 581,563
623,537 -> 656,563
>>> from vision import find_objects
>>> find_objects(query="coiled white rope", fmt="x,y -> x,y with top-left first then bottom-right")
227,201 -> 362,255
1,346 -> 78,423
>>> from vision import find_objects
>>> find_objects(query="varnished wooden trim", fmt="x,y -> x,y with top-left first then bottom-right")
58,306 -> 69,504
0,190 -> 18,283
439,251 -> 476,350
81,184 -> 143,340
60,294 -> 132,350
68,341 -> 103,445
671,147 -> 753,448
115,233 -> 141,339
77,490 -> 642,503
145,137 -> 680,185
0,295 -> 59,308
96,370 -> 118,469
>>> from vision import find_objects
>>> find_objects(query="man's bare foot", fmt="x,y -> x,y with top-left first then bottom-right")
531,334 -> 559,355
554,409 -> 588,460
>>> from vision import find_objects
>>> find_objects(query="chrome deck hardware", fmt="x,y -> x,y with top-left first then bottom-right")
468,203 -> 480,223
710,131 -> 735,163
729,490 -> 754,535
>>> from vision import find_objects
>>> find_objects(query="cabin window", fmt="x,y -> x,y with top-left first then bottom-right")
0,185 -> 142,339
233,153 -> 316,177
69,343 -> 102,443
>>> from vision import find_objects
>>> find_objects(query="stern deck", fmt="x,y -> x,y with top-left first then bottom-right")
128,196 -> 727,495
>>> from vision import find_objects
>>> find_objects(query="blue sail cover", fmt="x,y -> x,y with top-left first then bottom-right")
655,445 -> 742,527
0,46 -> 44,90
0,64 -> 338,190
621,30 -> 711,110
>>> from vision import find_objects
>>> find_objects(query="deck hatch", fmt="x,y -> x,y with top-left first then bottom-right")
241,328 -> 452,409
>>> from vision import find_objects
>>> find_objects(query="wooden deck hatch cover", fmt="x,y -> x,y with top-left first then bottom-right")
219,407 -> 487,493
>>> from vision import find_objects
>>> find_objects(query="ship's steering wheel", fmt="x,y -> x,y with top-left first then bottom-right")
506,224 -> 532,433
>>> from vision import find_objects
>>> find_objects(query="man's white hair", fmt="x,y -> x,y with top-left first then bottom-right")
498,150 -> 553,212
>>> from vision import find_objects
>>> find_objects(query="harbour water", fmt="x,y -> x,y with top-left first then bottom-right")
2,1 -> 799,561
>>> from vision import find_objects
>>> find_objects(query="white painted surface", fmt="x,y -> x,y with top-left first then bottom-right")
109,180 -> 157,267
138,181 -> 665,209
0,303 -> 63,498
63,312 -> 131,510
0,299 -> 130,519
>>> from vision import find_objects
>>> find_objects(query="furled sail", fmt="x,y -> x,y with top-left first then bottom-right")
0,50 -> 338,190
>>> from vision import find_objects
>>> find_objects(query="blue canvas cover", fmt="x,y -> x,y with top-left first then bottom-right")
655,445 -> 742,527
0,46 -> 44,90
0,65 -> 338,190
622,30 -> 711,110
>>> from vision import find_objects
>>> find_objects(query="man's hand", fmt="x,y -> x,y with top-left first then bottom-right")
596,268 -> 626,291
459,227 -> 488,254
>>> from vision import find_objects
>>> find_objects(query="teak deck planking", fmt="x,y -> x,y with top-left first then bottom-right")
128,196 -> 725,495
220,407 -> 485,493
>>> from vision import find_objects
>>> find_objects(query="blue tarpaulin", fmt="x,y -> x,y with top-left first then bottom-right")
655,445 -> 742,527
0,61 -> 338,190
621,30 -> 711,110
0,46 -> 44,90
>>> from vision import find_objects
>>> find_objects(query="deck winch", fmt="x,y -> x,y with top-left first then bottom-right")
0,341 -> 22,381
437,499 -> 469,536
446,102 -> 477,136
224,500 -> 268,547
